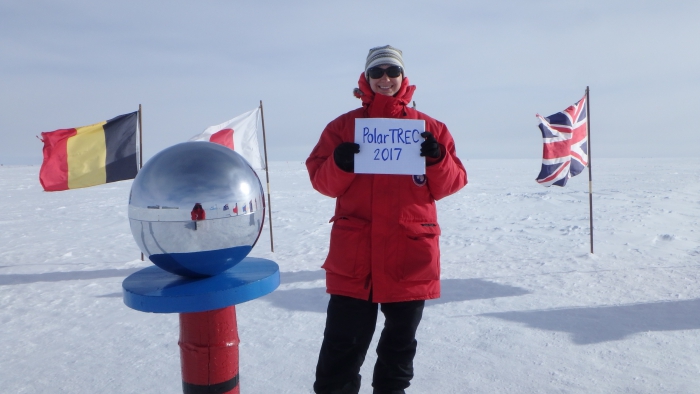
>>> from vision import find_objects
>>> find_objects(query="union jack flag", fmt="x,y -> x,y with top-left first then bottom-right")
535,94 -> 588,187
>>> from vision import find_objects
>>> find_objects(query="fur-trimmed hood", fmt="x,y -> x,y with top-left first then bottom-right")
352,73 -> 416,118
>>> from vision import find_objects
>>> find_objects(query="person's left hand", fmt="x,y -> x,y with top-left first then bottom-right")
420,131 -> 440,158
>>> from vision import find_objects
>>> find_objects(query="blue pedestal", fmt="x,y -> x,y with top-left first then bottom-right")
122,257 -> 280,313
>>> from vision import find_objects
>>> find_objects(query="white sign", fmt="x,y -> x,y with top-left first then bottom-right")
354,118 -> 425,175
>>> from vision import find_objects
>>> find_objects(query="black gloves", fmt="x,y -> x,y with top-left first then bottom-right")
420,131 -> 441,159
334,142 -> 360,172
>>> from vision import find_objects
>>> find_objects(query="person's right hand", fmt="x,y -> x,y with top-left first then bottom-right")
333,142 -> 360,172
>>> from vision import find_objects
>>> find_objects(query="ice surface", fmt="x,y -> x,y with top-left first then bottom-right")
1,158 -> 699,393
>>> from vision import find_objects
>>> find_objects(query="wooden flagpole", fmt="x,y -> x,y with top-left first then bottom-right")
586,87 -> 594,254
259,100 -> 275,252
139,104 -> 144,261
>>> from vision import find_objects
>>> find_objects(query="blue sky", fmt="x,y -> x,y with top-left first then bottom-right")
1,1 -> 698,165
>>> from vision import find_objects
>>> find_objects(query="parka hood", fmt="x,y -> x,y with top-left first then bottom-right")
354,73 -> 416,118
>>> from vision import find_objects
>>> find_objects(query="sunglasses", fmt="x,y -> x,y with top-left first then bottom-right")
367,66 -> 403,79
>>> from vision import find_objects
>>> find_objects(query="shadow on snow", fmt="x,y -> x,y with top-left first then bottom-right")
261,272 -> 530,313
481,299 -> 700,344
0,268 -> 142,286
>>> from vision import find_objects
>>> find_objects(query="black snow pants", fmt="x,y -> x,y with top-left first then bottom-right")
313,294 -> 425,394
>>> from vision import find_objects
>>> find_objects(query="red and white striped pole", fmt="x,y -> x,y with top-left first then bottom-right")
179,306 -> 240,394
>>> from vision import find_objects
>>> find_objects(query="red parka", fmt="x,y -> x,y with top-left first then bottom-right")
306,74 -> 467,303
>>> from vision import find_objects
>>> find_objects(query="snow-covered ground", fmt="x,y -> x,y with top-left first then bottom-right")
1,158 -> 699,393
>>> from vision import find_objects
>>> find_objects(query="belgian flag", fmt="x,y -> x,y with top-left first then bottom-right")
39,111 -> 139,191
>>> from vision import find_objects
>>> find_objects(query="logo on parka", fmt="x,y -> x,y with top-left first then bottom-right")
413,175 -> 426,187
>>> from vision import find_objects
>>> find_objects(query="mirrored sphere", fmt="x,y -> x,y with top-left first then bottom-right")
128,141 -> 265,277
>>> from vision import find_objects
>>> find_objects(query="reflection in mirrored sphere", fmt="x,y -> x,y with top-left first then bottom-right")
128,141 -> 265,277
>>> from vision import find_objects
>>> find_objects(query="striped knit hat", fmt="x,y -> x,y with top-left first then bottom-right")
365,45 -> 405,79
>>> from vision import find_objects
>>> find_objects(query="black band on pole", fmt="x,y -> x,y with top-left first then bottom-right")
182,374 -> 239,394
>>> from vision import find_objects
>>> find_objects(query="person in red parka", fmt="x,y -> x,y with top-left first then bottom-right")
306,45 -> 467,394
191,203 -> 206,221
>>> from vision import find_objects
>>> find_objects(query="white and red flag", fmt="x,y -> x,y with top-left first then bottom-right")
190,108 -> 264,169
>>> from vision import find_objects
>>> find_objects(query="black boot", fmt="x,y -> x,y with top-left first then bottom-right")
373,389 -> 406,394
328,379 -> 361,394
